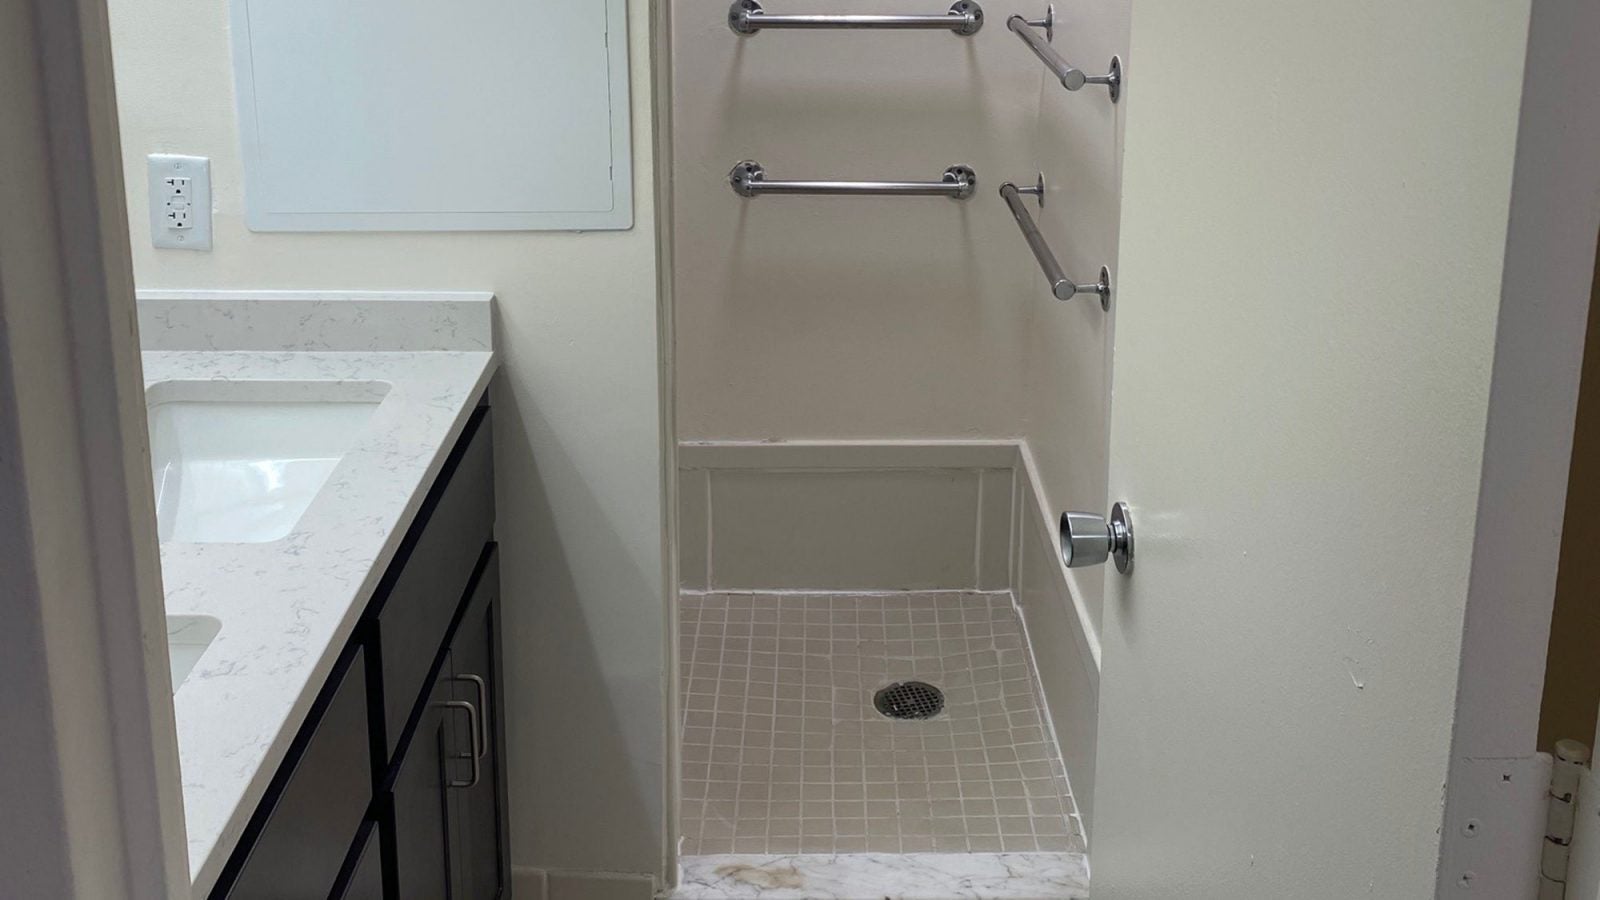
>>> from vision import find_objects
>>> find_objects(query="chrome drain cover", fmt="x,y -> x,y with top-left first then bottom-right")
874,681 -> 945,720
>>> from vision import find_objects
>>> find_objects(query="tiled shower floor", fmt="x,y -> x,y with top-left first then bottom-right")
678,592 -> 1086,856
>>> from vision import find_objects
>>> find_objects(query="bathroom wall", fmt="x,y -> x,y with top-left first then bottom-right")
669,1 -> 1129,610
107,0 -> 668,889
1019,4 -> 1131,642
670,0 -> 1039,448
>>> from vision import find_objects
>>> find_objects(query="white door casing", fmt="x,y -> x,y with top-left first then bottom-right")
1087,1 -> 1600,898
0,0 -> 188,896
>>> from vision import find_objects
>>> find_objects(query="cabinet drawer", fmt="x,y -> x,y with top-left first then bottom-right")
373,406 -> 494,761
211,645 -> 371,899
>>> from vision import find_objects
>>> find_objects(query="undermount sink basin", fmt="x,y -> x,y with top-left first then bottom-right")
167,614 -> 221,692
147,381 -> 389,544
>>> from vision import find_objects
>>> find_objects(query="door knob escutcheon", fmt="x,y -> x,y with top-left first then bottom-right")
1059,502 -> 1133,574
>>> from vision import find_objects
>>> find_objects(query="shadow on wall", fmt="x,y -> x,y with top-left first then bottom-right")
1539,226 -> 1600,752
492,375 -> 664,878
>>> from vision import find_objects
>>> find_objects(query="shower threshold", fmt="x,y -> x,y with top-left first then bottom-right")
673,852 -> 1088,899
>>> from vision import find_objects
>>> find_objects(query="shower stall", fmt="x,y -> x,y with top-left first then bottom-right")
666,1 -> 1128,894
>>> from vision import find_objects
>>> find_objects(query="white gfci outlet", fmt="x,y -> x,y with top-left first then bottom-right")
148,154 -> 212,250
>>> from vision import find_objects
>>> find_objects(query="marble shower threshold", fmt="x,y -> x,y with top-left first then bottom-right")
672,852 -> 1091,900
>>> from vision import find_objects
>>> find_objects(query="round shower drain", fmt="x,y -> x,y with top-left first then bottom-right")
874,681 -> 945,720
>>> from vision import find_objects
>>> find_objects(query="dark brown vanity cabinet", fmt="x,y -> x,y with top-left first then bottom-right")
445,555 -> 508,900
209,644 -> 373,900
208,405 -> 506,900
390,546 -> 507,900
332,820 -> 384,900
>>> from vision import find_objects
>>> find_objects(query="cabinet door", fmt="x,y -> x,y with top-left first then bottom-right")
390,651 -> 456,900
446,546 -> 506,900
331,819 -> 382,900
213,645 -> 370,900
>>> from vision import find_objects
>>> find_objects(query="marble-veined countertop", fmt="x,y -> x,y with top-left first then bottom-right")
137,291 -> 495,896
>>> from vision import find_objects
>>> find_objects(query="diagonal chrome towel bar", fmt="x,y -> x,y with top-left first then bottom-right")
729,160 -> 978,200
1000,175 -> 1111,308
1008,6 -> 1122,101
729,0 -> 985,35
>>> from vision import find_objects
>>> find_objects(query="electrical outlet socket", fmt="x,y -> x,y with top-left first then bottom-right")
148,155 -> 211,250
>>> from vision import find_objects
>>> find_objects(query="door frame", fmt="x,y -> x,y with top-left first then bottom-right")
1437,0 -> 1600,893
650,0 -> 682,887
0,0 -> 188,896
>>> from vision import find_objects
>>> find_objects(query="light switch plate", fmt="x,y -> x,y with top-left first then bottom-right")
148,154 -> 212,250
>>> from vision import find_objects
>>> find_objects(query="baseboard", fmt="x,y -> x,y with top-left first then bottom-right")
1012,442 -> 1102,839
512,865 -> 656,900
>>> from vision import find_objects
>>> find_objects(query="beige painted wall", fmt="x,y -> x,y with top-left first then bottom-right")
106,0 -> 668,882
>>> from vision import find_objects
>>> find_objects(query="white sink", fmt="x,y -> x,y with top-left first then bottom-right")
167,615 -> 221,692
146,381 -> 389,543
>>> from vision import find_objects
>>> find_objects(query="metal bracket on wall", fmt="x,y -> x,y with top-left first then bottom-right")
729,0 -> 985,36
1008,6 -> 1122,101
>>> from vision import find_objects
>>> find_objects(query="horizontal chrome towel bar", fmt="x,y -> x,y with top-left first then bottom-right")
729,0 -> 985,35
730,160 -> 978,200
1008,7 -> 1121,101
1000,175 -> 1110,308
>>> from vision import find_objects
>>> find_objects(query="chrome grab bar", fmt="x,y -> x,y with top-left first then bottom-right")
1007,6 -> 1122,101
729,0 -> 984,35
1000,174 -> 1111,308
730,160 -> 977,200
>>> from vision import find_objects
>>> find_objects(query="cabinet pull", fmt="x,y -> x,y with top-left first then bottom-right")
454,674 -> 489,760
442,700 -> 482,789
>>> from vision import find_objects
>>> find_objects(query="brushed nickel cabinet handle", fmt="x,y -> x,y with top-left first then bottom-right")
442,700 -> 482,789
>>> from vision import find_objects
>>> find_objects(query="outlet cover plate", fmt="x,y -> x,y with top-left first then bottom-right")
148,154 -> 212,251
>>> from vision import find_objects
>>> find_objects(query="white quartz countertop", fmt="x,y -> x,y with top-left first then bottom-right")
137,292 -> 496,896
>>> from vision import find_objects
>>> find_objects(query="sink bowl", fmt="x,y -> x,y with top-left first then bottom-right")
167,614 -> 221,692
146,381 -> 389,543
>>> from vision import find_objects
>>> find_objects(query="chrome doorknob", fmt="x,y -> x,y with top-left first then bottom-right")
1059,502 -> 1134,574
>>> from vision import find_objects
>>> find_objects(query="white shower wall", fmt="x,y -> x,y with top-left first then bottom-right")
670,0 -> 1129,623
670,0 -> 1037,446
1020,1 -> 1131,643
